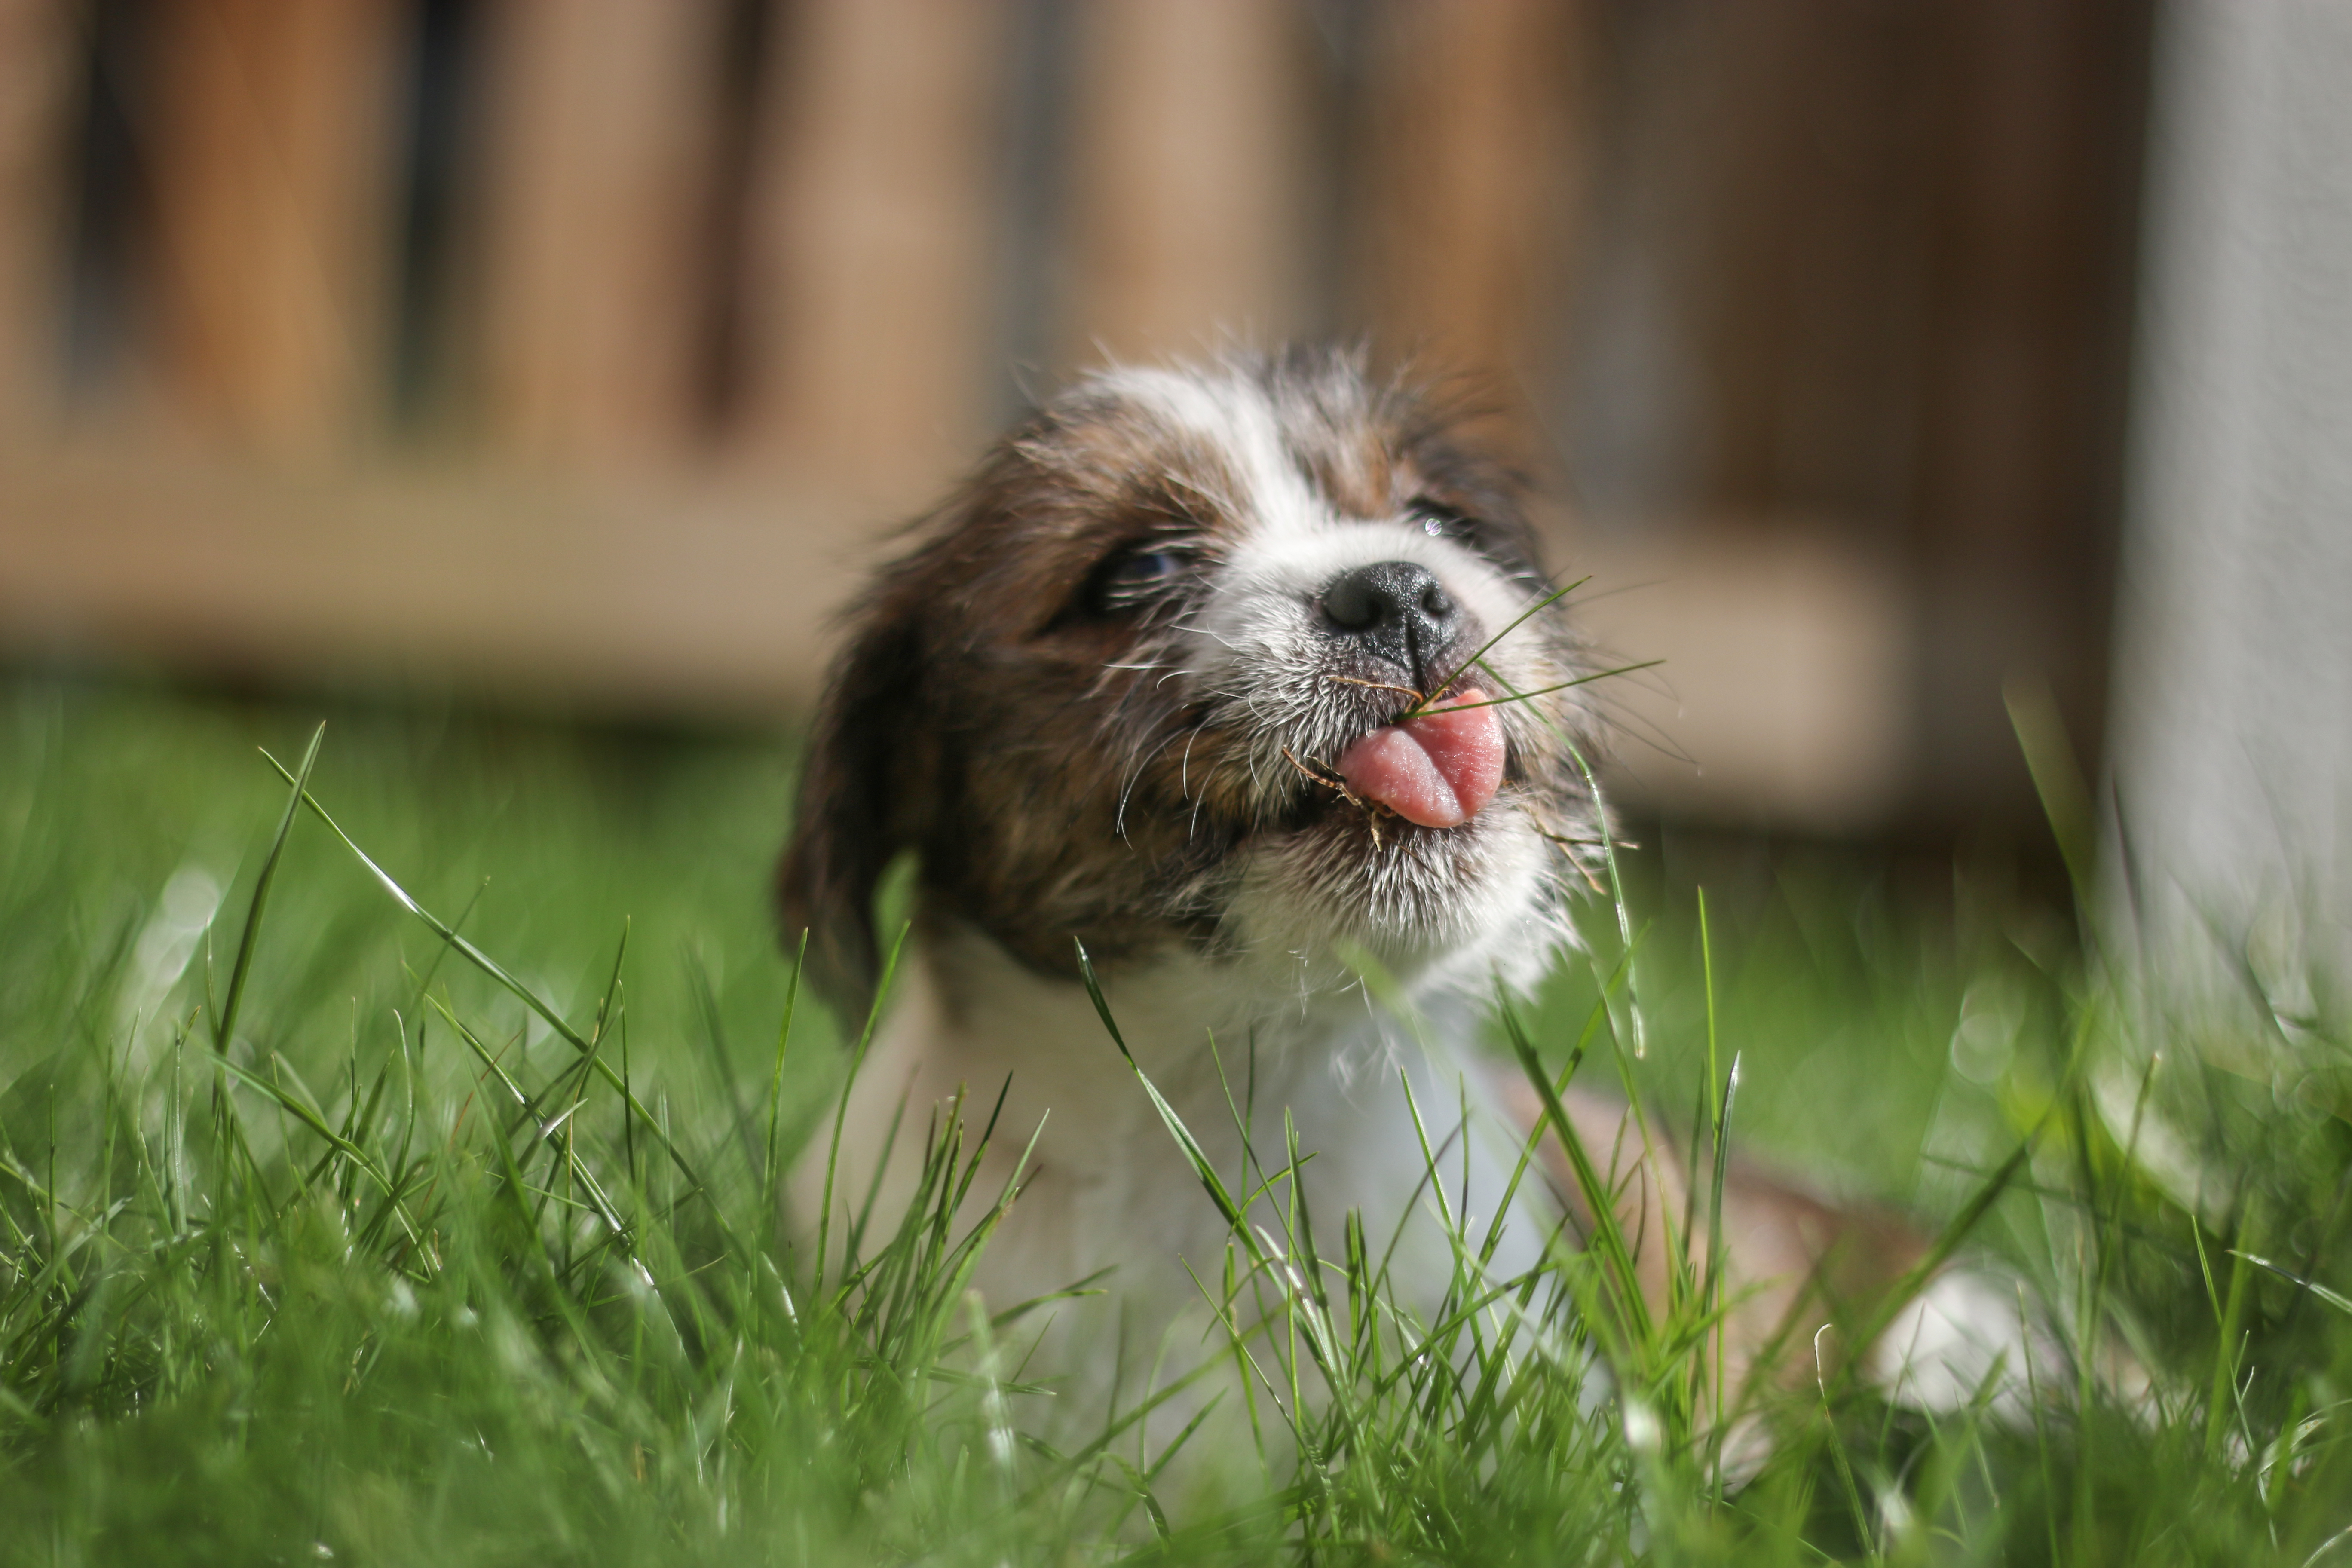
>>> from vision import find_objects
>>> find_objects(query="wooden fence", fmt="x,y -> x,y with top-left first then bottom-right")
0,0 -> 2150,836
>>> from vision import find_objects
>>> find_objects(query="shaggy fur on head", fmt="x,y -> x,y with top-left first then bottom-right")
779,346 -> 1604,1010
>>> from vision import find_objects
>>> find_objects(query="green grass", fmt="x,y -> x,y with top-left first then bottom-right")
3,674 -> 2349,1564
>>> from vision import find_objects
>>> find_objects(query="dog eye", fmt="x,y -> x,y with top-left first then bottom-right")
1091,544 -> 1194,612
1109,548 -> 1185,585
1408,499 -> 1476,541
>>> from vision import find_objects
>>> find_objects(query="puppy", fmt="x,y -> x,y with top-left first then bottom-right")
778,347 -> 2031,1464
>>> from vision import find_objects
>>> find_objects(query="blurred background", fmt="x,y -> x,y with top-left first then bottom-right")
0,0 -> 2214,859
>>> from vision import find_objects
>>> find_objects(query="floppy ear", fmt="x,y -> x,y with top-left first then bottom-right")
776,591 -> 933,1018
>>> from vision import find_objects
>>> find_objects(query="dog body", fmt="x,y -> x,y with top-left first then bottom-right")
780,348 -> 2035,1455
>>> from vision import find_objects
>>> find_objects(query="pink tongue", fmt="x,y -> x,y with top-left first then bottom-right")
1335,695 -> 1506,829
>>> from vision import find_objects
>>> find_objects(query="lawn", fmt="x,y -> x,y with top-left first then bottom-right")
1,674 -> 2346,1564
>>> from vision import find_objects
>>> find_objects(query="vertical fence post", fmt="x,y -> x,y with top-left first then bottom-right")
145,0 -> 406,456
1353,0 -> 1591,410
1059,0 -> 1314,368
0,0 -> 78,439
738,0 -> 1008,509
469,0 -> 732,469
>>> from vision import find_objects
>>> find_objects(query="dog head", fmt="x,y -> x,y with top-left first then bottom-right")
778,347 -> 1607,1012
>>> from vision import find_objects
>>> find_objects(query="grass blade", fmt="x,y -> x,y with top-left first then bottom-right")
213,723 -> 324,1054
1403,575 -> 1590,717
766,928 -> 809,1189
1433,659 -> 1666,714
814,920 -> 909,1300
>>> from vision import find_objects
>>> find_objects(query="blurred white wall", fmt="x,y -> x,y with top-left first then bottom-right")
2108,0 -> 2352,983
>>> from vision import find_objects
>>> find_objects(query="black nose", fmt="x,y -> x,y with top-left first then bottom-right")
1317,560 -> 1460,689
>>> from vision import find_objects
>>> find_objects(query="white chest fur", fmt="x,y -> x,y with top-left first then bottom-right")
791,924 -> 1555,1428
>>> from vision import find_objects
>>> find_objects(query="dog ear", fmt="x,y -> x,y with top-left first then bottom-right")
776,588 -> 933,1018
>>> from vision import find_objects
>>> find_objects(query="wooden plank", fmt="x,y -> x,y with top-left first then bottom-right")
1562,525 -> 1911,832
0,449 -> 869,715
145,0 -> 405,455
0,0 -> 75,436
469,0 -> 732,466
1062,0 -> 1312,366
738,0 -> 1008,507
1353,0 -> 1591,398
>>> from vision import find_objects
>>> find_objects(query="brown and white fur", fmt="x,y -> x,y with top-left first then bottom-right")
778,347 -> 2039,1465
